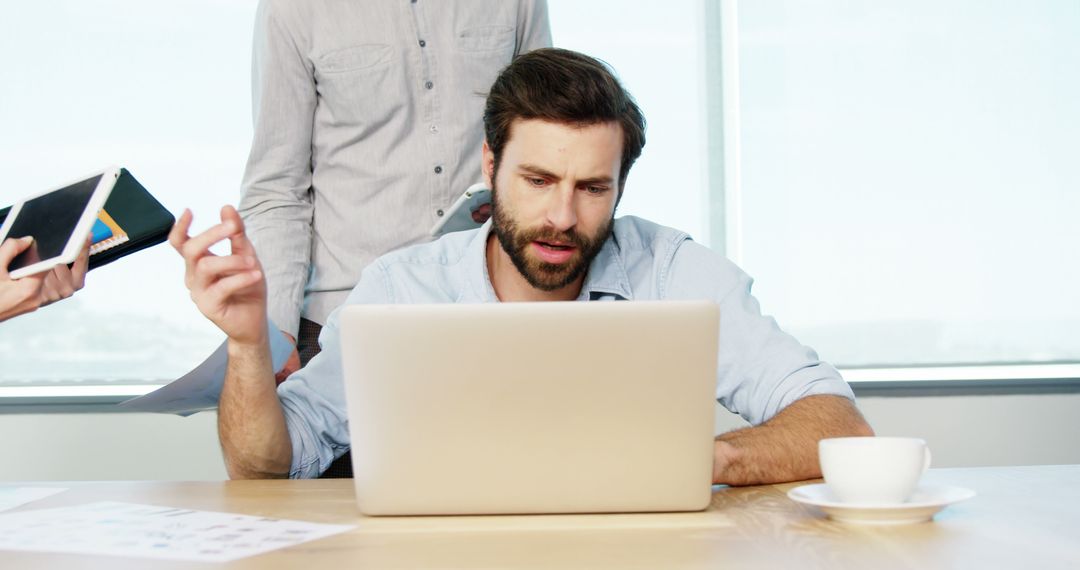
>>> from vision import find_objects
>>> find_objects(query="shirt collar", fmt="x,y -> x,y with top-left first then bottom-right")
461,221 -> 633,302
460,221 -> 499,303
577,230 -> 633,301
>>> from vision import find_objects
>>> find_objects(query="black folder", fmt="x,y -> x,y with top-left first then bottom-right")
88,168 -> 175,269
0,168 -> 175,271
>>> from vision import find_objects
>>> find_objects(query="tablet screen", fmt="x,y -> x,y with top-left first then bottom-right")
7,174 -> 103,271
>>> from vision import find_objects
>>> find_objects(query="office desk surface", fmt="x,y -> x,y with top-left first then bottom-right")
4,465 -> 1078,569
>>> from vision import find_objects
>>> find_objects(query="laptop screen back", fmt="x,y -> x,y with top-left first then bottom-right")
340,301 -> 719,516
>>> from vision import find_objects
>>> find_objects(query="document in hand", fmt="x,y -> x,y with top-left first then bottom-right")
0,168 -> 174,271
118,318 -> 296,416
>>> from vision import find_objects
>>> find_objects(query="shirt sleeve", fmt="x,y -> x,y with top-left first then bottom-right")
238,0 -> 316,339
278,261 -> 392,479
665,240 -> 855,426
516,0 -> 553,54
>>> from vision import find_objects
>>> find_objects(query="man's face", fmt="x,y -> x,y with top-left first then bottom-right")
483,119 -> 622,292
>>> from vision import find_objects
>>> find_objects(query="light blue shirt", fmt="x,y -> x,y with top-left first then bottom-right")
279,216 -> 855,478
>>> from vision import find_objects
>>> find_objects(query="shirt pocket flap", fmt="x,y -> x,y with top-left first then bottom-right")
457,25 -> 515,52
316,44 -> 393,74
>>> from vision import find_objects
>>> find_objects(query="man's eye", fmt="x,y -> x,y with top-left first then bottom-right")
528,177 -> 547,186
586,186 -> 608,195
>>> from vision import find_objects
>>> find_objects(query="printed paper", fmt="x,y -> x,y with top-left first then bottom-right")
0,501 -> 354,562
0,487 -> 67,513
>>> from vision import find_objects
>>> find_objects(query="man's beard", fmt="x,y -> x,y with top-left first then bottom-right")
490,182 -> 613,292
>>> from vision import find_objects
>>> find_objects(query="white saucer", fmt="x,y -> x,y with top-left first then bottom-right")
787,483 -> 976,525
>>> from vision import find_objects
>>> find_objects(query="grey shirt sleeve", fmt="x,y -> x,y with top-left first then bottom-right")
238,0 -> 316,339
665,240 -> 855,426
516,0 -> 553,53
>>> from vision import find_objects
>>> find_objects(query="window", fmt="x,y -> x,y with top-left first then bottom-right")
709,0 -> 1080,378
11,1 -> 1059,399
2,1 -> 709,398
0,1 -> 258,396
548,0 -> 707,240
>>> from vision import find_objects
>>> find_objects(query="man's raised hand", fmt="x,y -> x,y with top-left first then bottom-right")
170,205 -> 268,346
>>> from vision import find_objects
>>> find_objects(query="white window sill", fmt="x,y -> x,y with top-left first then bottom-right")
842,363 -> 1080,383
2,363 -> 1078,410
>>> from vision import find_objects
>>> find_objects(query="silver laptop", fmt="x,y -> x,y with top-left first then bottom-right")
339,301 -> 719,516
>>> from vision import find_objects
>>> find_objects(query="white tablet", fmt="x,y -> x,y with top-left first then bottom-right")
0,166 -> 121,279
430,183 -> 491,237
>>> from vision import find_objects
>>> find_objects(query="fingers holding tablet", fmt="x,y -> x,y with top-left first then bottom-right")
72,235 -> 91,289
0,233 -> 92,321
0,166 -> 175,323
0,236 -> 36,270
0,166 -> 120,280
38,237 -> 91,307
430,183 -> 492,237
0,236 -> 48,322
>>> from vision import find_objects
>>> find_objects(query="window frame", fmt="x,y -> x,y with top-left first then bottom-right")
4,1 -> 1078,411
700,0 -> 1080,387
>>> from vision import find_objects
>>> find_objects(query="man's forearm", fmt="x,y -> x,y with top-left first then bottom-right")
218,335 -> 292,479
713,395 -> 874,486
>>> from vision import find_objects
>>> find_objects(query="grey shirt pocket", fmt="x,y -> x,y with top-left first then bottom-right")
316,44 -> 393,74
312,44 -> 404,137
456,25 -> 515,53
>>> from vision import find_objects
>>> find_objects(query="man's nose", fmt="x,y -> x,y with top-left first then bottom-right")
545,184 -> 578,231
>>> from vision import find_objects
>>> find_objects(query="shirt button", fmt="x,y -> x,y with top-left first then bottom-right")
418,39 -> 426,48
425,81 -> 434,90
436,209 -> 444,217
429,124 -> 439,134
434,165 -> 443,174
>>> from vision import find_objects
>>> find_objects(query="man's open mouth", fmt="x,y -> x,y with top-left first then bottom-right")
537,240 -> 574,251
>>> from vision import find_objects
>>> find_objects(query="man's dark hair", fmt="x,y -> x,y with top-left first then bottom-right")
483,48 -> 646,193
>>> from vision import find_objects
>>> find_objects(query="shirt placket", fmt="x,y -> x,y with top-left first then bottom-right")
407,0 -> 450,222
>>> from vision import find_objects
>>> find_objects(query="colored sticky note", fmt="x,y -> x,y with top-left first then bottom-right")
90,218 -> 113,244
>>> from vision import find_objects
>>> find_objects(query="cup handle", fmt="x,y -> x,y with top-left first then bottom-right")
923,447 -> 933,472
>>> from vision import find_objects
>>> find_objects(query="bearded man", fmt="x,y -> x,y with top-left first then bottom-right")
171,48 -> 872,482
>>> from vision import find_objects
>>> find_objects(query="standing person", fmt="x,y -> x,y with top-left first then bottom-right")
238,0 -> 552,383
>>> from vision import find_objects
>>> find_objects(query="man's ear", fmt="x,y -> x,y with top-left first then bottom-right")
481,140 -> 495,189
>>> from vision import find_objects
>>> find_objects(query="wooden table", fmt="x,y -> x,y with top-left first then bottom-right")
4,465 -> 1078,569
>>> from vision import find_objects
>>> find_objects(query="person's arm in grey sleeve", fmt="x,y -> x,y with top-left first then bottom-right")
237,0 -> 315,340
277,261 -> 392,478
666,240 -> 873,485
516,0 -> 553,54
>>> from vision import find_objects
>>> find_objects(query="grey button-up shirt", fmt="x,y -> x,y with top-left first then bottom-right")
238,0 -> 552,337
279,216 -> 856,478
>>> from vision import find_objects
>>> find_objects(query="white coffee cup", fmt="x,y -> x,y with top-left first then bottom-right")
818,436 -> 931,504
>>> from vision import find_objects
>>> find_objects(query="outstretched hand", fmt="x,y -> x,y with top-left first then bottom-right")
39,235 -> 90,307
169,205 -> 268,345
0,237 -> 47,322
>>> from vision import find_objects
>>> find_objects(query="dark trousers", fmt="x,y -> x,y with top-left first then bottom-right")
297,318 -> 354,479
